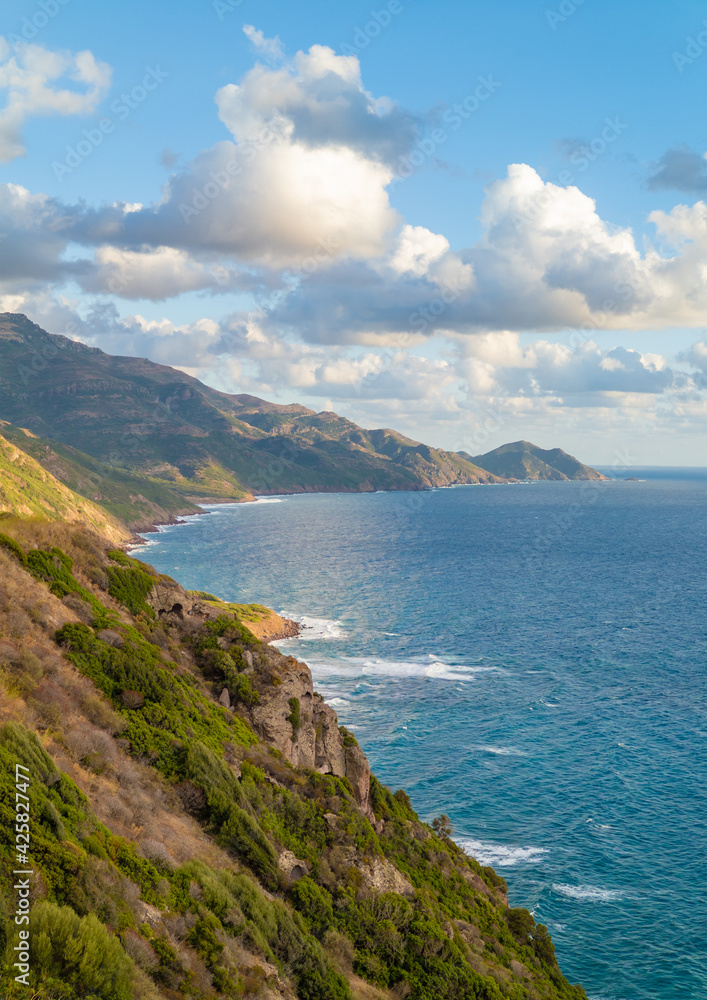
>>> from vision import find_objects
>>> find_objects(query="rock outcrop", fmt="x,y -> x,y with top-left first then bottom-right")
246,656 -> 374,820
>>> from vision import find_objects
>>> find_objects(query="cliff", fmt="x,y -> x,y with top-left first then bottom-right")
0,518 -> 587,1000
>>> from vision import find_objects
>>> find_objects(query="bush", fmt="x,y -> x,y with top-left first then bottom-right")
288,697 -> 300,734
0,533 -> 27,565
288,877 -> 334,937
230,673 -> 260,707
218,805 -> 279,889
106,556 -> 155,618
28,901 -> 134,999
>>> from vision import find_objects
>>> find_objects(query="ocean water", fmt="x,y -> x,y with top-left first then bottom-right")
138,476 -> 707,1000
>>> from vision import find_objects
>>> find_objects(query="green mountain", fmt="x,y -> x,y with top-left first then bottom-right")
0,314 -> 499,499
469,441 -> 607,481
0,430 -> 130,543
0,422 -> 201,532
0,518 -> 587,1000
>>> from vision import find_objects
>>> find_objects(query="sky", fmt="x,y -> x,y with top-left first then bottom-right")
2,0 -> 707,465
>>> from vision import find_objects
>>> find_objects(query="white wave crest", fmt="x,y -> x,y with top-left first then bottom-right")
457,838 -> 549,867
291,616 -> 348,640
473,745 -> 527,756
552,884 -> 624,902
309,655 -> 491,682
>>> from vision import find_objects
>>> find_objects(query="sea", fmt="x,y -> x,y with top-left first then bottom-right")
136,470 -> 707,1000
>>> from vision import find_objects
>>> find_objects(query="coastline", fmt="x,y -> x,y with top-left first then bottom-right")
245,609 -> 301,643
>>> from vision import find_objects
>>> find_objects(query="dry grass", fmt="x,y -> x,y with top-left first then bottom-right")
0,521 -> 303,998
0,538 -> 243,875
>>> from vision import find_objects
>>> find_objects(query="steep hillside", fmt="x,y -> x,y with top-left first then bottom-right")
0,433 -> 130,544
469,442 -> 607,481
0,314 -> 498,498
0,519 -> 587,1000
0,422 -> 202,532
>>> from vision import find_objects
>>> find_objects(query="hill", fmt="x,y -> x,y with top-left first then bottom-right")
0,314 -> 499,499
0,517 -> 587,1000
0,431 -> 130,544
0,422 -> 202,532
469,441 -> 607,481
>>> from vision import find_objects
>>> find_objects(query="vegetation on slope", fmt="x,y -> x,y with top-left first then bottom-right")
0,518 -> 587,1000
0,432 -> 130,544
0,422 -> 203,531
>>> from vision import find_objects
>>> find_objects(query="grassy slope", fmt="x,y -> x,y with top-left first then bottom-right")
0,423 -> 204,530
0,519 -> 588,1000
0,433 -> 130,544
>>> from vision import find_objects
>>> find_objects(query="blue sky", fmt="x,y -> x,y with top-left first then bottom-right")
2,0 -> 707,463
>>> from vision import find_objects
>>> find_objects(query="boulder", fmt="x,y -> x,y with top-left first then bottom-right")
218,687 -> 231,709
277,850 -> 309,885
148,579 -> 194,619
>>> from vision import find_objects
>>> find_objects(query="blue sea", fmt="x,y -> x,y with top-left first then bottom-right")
138,473 -> 707,1000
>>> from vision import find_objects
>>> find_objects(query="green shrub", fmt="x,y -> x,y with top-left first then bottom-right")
288,697 -> 300,734
0,533 -> 27,565
230,673 -> 260,707
288,877 -> 334,936
106,557 -> 155,618
339,726 -> 358,748
218,805 -> 279,889
28,901 -> 134,1000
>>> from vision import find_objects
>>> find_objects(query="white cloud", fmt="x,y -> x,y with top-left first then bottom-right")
242,25 -> 284,62
389,225 -> 449,277
77,246 -> 253,300
457,332 -> 679,401
0,39 -> 111,162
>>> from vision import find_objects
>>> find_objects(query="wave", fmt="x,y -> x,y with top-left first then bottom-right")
457,838 -> 549,867
473,745 -> 528,756
279,616 -> 348,641
304,655 -> 492,682
552,884 -> 625,902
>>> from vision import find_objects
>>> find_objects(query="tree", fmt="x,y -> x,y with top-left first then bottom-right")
431,814 -> 454,838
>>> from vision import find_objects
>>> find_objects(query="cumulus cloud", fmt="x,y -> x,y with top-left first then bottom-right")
458,333 -> 678,401
76,246 -> 256,300
62,41 -> 415,270
0,38 -> 111,162
267,163 -> 707,342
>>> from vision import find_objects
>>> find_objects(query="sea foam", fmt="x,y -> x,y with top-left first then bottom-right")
553,884 -> 625,902
457,838 -> 549,867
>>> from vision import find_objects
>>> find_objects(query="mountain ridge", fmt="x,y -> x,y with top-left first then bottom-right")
0,315 -> 606,521
0,314 -> 502,500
